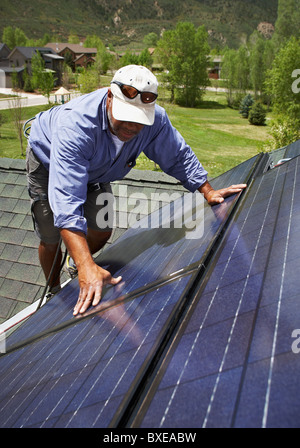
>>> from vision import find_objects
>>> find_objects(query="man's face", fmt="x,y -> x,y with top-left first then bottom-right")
107,89 -> 144,142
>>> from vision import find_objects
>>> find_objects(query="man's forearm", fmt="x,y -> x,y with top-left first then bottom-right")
198,180 -> 214,201
59,228 -> 94,270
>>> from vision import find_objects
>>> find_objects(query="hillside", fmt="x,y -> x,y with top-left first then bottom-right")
0,0 -> 278,49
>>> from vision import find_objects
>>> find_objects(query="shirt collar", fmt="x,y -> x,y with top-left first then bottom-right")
102,90 -> 109,131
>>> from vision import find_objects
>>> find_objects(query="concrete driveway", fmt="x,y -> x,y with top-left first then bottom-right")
0,88 -> 79,110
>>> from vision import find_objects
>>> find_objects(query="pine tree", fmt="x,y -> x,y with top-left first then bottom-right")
239,94 -> 254,118
248,101 -> 266,126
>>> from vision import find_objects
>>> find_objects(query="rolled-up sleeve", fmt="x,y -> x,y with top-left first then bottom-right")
48,126 -> 94,234
144,109 -> 208,192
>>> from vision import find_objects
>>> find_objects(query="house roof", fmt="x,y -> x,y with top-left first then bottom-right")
1,139 -> 300,428
0,43 -> 11,58
0,157 -> 184,325
45,43 -> 97,55
7,47 -> 59,60
0,67 -> 24,73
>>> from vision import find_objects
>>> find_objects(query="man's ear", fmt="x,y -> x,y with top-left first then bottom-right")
107,88 -> 112,99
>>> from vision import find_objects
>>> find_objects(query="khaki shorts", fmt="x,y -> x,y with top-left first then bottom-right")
26,145 -> 113,244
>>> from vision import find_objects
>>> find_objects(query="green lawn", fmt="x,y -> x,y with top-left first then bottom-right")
149,90 -> 271,177
0,105 -> 51,159
0,90 -> 271,178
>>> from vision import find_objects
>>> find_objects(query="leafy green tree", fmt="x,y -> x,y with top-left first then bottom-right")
2,26 -> 27,48
23,65 -> 33,92
120,51 -> 140,67
31,51 -> 56,103
249,34 -> 268,98
157,22 -> 210,107
273,0 -> 300,46
2,26 -> 15,49
64,50 -> 74,70
265,37 -> 300,118
222,45 -> 251,108
94,48 -> 112,75
14,27 -> 27,46
84,35 -> 105,50
138,49 -> 153,68
221,48 -> 237,107
264,37 -> 300,147
78,68 -> 100,94
68,33 -> 80,44
143,32 -> 158,48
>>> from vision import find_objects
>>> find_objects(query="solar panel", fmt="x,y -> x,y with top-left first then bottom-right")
133,156 -> 300,428
0,154 -> 262,427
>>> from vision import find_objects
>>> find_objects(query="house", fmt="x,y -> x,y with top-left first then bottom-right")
45,43 -> 97,69
208,55 -> 223,79
0,46 -> 64,88
0,44 -> 11,66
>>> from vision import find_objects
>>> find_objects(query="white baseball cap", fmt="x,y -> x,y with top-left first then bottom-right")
110,65 -> 158,126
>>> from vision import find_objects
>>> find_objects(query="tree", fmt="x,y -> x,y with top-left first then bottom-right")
222,45 -> 251,108
2,26 -> 15,48
8,94 -> 26,156
273,0 -> 300,46
156,22 -> 210,107
23,65 -> 33,92
68,33 -> 80,44
248,101 -> 266,126
264,37 -> 300,147
138,49 -> 153,68
239,94 -> 254,118
84,35 -> 105,50
120,51 -> 140,67
78,68 -> 100,94
31,51 -> 56,103
265,37 -> 300,118
2,26 -> 27,48
0,112 -> 5,138
143,32 -> 158,48
221,48 -> 237,108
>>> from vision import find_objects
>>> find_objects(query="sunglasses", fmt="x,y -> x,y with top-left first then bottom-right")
112,81 -> 158,104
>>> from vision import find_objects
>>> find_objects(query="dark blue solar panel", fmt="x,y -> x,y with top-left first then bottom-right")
285,139 -> 300,159
137,156 -> 300,428
0,275 -> 192,428
0,154 -> 260,428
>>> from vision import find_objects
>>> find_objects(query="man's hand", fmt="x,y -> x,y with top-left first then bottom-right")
60,228 -> 122,316
198,181 -> 247,206
73,262 -> 122,316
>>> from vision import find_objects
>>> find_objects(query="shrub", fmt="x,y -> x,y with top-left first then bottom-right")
239,94 -> 254,118
248,101 -> 266,126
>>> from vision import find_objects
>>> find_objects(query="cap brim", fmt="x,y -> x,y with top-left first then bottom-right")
112,95 -> 155,126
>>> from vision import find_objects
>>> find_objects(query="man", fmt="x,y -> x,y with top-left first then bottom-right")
26,65 -> 246,316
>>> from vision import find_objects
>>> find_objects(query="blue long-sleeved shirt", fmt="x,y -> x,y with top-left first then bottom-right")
29,88 -> 208,234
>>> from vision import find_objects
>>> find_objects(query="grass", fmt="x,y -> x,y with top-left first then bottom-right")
0,90 -> 272,178
136,90 -> 271,177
